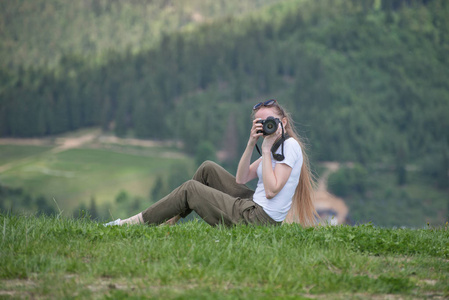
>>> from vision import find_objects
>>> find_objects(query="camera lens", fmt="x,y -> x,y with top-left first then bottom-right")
263,118 -> 278,135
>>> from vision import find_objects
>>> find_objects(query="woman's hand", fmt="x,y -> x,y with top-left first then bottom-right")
237,119 -> 264,184
248,118 -> 264,147
261,125 -> 282,153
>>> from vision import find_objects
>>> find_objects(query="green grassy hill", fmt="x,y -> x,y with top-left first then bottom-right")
0,131 -> 193,217
1,215 -> 448,299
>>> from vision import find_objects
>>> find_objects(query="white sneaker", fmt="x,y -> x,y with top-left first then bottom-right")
104,219 -> 121,227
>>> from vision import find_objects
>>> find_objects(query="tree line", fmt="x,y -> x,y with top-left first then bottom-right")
0,0 -> 281,70
1,0 -> 448,176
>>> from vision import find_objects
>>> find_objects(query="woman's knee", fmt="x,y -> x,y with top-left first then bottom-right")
194,160 -> 218,180
183,179 -> 200,190
184,179 -> 213,197
198,160 -> 218,172
182,180 -> 206,208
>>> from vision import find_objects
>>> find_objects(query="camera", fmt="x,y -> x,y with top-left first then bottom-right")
256,116 -> 280,135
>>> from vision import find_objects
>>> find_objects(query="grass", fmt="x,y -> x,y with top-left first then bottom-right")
0,145 -> 53,166
0,144 -> 193,213
1,214 -> 448,299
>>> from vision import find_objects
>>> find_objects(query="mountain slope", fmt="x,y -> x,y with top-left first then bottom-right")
0,0 -> 282,70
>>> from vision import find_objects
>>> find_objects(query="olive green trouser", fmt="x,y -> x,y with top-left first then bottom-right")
141,161 -> 279,226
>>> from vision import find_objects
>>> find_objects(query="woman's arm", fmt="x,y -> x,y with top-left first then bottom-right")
236,147 -> 261,184
261,151 -> 292,199
236,118 -> 263,184
260,127 -> 292,199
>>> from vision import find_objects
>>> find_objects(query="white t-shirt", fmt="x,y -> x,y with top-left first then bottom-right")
253,138 -> 303,222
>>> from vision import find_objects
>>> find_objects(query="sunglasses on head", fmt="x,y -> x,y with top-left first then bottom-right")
253,99 -> 277,110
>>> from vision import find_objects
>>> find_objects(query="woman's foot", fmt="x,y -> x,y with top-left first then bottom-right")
120,212 -> 144,225
104,218 -> 121,226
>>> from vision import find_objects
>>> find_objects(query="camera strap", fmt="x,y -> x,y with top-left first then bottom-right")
255,123 -> 290,161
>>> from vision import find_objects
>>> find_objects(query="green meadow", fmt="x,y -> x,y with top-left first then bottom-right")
0,215 -> 448,299
1,139 -> 447,227
0,141 -> 192,214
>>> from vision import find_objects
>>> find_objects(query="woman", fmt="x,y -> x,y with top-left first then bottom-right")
105,99 -> 318,227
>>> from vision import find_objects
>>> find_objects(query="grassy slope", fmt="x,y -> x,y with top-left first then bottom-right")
0,215 -> 448,299
0,143 -> 192,213
0,145 -> 53,166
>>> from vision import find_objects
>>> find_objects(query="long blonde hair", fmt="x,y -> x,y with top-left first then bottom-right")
252,101 -> 319,227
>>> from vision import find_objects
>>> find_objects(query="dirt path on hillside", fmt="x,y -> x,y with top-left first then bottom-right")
0,132 -> 101,173
0,132 -> 182,173
51,133 -> 98,153
313,162 -> 349,225
0,133 -> 178,150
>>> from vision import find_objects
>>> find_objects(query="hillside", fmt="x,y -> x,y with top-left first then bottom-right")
1,215 -> 448,299
0,0 -> 281,70
2,0 -> 448,163
0,0 -> 448,226
0,129 -> 194,218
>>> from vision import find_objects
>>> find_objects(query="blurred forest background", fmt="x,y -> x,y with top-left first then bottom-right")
0,0 -> 448,227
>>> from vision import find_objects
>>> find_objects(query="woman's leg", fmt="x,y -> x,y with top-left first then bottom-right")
141,179 -> 255,226
165,160 -> 255,222
118,212 -> 176,226
116,161 -> 255,226
193,161 -> 254,198
120,213 -> 144,225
